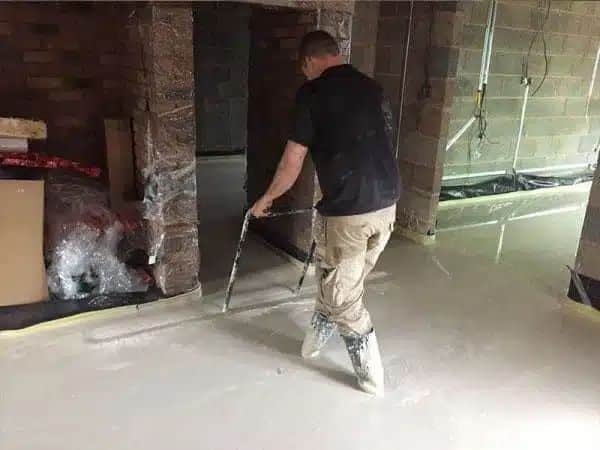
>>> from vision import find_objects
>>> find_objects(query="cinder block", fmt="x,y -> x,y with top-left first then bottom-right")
563,98 -> 587,116
562,35 -> 592,57
31,23 -> 60,36
550,134 -> 586,156
411,163 -> 444,195
432,10 -> 463,47
103,79 -> 120,89
396,188 -> 438,235
468,0 -> 489,25
0,22 -> 11,35
54,116 -> 85,128
418,104 -> 450,138
379,2 -> 399,18
23,50 -> 55,63
397,159 -> 414,187
428,47 -> 459,78
377,17 -> 405,44
458,48 -> 482,75
48,90 -> 85,101
27,76 -> 63,89
100,53 -> 119,65
461,24 -> 485,50
489,52 -> 523,75
525,117 -> 589,137
401,132 -> 445,168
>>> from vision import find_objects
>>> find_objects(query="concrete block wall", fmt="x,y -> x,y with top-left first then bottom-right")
375,1 -> 464,238
193,3 -> 251,155
350,0 -> 380,76
0,2 -> 131,169
446,0 -> 600,177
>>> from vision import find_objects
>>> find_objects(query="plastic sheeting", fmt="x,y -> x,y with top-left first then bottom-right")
45,173 -> 151,300
140,159 -> 200,294
440,171 -> 595,201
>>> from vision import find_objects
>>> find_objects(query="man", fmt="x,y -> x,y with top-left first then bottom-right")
250,31 -> 401,396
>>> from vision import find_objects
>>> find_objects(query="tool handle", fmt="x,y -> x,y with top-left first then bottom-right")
250,208 -> 313,219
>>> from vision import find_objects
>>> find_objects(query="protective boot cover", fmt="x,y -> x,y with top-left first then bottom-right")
342,328 -> 384,397
301,311 -> 337,359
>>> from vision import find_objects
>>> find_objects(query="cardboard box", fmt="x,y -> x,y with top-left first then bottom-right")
0,180 -> 48,306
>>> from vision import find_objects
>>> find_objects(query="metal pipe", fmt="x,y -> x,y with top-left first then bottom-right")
395,0 -> 414,160
223,211 -> 252,312
477,0 -> 497,91
295,240 -> 316,295
585,43 -> 600,119
512,80 -> 530,172
223,208 -> 314,312
442,162 -> 592,181
445,116 -> 476,151
446,0 -> 497,152
482,0 -> 498,87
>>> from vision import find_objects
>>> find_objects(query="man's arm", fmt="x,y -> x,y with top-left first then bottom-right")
249,140 -> 308,217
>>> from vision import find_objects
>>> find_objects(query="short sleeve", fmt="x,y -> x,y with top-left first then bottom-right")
289,84 -> 314,147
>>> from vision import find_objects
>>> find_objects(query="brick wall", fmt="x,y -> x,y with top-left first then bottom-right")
246,6 -> 317,258
375,1 -> 462,239
244,3 -> 354,258
0,0 -> 358,295
446,0 -> 600,177
193,3 -> 251,155
0,2 -> 133,170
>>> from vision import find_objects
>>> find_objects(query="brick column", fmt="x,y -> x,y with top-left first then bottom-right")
136,4 -> 200,296
376,1 -> 464,243
569,157 -> 600,308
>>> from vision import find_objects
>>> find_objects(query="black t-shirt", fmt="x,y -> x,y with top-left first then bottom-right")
290,64 -> 402,216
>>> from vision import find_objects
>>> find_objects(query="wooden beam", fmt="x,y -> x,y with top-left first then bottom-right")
104,118 -> 136,208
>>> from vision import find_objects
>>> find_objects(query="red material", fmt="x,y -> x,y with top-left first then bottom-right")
0,152 -> 101,177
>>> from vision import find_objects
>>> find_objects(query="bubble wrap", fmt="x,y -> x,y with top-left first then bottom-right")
45,173 -> 150,300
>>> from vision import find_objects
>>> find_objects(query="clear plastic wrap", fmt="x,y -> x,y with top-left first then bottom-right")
46,221 -> 150,300
140,161 -> 200,295
45,172 -> 151,300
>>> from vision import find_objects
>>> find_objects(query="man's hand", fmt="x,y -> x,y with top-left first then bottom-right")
249,195 -> 273,218
248,140 -> 308,218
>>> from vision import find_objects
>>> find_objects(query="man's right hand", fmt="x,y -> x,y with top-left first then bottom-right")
249,195 -> 273,218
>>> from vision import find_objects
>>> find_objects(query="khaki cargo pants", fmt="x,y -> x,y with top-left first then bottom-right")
314,205 -> 396,335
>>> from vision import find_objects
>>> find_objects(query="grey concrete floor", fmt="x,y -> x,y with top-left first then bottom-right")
1,159 -> 599,450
